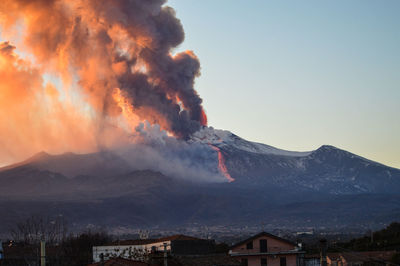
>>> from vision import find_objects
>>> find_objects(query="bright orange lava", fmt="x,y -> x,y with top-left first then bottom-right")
200,109 -> 208,126
209,145 -> 235,182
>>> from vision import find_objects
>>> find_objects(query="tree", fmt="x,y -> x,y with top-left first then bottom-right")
61,230 -> 111,266
10,215 -> 68,245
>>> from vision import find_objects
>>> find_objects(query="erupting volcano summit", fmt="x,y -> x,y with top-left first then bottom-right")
0,0 -> 208,165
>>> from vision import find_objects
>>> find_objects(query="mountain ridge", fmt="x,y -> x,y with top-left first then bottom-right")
0,128 -> 399,232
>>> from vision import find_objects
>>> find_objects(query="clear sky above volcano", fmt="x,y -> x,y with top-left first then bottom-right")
168,0 -> 400,168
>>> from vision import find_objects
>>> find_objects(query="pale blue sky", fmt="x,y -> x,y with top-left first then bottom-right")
168,0 -> 400,168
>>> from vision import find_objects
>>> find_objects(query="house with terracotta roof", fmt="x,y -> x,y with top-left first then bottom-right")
229,232 -> 304,266
92,234 -> 215,263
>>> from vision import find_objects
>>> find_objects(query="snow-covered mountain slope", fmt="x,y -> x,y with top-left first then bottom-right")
189,127 -> 400,194
190,127 -> 311,157
222,142 -> 400,194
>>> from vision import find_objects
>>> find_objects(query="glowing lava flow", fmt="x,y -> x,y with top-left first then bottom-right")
200,109 -> 208,126
209,145 -> 235,183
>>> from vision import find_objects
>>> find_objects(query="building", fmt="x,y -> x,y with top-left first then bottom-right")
326,253 -> 342,266
303,254 -> 320,266
92,234 -> 215,263
308,251 -> 397,266
229,232 -> 304,266
88,257 -> 151,266
328,251 -> 396,266
172,254 -> 242,266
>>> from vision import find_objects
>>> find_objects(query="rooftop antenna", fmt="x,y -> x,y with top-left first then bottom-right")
204,226 -> 210,239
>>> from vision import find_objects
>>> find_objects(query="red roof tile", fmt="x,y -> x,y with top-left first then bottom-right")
230,232 -> 296,249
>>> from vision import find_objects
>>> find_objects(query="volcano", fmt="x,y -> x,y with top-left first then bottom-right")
0,127 -> 399,233
0,0 -> 398,237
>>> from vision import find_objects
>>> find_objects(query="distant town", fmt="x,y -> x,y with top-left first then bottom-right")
0,218 -> 399,266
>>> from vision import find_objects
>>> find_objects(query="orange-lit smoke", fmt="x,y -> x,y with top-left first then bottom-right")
209,145 -> 235,182
0,0 -> 208,164
112,88 -> 141,131
0,42 -> 100,165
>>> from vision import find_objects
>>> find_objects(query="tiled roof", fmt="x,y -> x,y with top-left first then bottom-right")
230,232 -> 296,249
174,254 -> 241,266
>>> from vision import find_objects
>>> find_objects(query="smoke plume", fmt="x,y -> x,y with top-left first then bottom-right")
115,122 -> 227,183
0,0 -> 208,165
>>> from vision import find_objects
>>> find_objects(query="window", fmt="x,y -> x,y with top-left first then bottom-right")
261,258 -> 267,266
246,241 -> 253,249
280,257 -> 287,266
260,239 -> 268,252
241,258 -> 248,266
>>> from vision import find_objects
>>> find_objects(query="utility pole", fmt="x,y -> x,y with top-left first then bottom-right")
320,239 -> 327,266
40,240 -> 46,266
163,242 -> 168,266
0,240 -> 3,260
